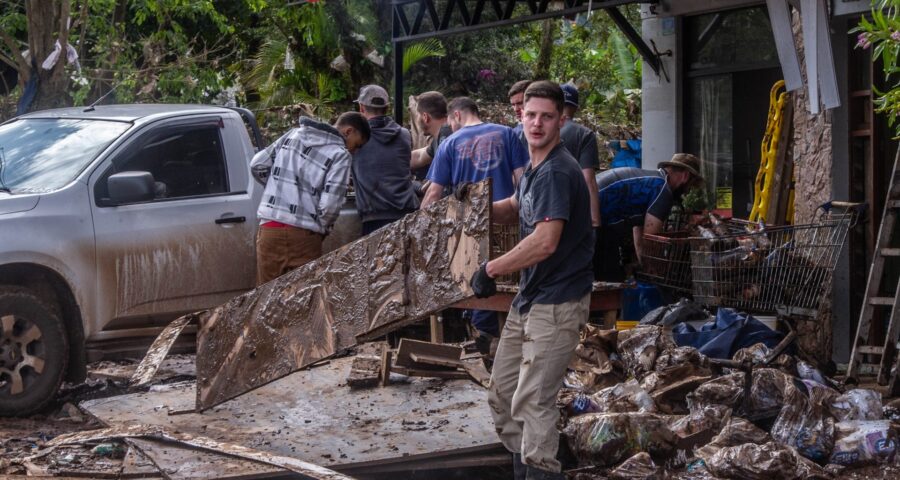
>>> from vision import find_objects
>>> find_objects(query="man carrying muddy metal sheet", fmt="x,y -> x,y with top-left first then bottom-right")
594,154 -> 703,282
353,84 -> 421,235
410,91 -> 452,180
469,81 -> 594,480
421,96 -> 529,339
251,112 -> 370,285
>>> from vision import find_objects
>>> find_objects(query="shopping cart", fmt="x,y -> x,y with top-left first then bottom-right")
689,202 -> 863,317
637,232 -> 693,296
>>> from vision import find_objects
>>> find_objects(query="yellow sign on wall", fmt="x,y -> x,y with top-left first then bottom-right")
716,187 -> 733,209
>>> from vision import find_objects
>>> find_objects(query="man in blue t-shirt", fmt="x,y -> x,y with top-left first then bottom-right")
594,153 -> 703,281
421,96 -> 529,339
421,96 -> 529,208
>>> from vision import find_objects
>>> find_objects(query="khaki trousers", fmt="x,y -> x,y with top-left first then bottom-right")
488,293 -> 590,473
256,225 -> 323,285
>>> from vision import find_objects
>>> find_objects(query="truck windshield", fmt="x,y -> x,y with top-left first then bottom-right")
0,118 -> 130,194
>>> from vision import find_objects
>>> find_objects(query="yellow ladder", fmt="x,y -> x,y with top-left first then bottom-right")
749,80 -> 789,224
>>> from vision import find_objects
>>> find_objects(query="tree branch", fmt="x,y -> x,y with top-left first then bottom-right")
0,30 -> 29,76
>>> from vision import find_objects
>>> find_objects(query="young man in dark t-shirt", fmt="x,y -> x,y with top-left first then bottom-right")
470,81 -> 593,480
559,83 -> 601,228
410,91 -> 452,180
594,154 -> 703,281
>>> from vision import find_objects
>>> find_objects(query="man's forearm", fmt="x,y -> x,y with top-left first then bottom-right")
420,183 -> 443,209
486,232 -> 554,278
632,226 -> 643,260
411,148 -> 432,170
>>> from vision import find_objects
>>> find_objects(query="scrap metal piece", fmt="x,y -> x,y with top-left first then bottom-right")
48,425 -> 355,480
130,313 -> 198,388
195,181 -> 490,410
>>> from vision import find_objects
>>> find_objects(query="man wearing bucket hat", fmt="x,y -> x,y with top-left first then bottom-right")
594,153 -> 704,281
352,84 -> 420,235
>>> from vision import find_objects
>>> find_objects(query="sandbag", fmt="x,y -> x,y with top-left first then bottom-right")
608,452 -> 661,480
770,379 -> 839,463
687,372 -> 746,410
830,389 -> 883,422
748,368 -> 790,412
617,326 -> 675,380
705,441 -> 831,480
671,404 -> 732,438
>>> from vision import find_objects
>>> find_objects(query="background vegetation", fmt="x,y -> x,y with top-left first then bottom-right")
0,0 -> 641,142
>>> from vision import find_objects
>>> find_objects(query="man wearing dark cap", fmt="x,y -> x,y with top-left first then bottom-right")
559,83 -> 601,228
353,84 -> 420,235
594,153 -> 704,281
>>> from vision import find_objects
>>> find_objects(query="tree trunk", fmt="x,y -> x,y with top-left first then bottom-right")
533,19 -> 555,80
25,0 -> 71,111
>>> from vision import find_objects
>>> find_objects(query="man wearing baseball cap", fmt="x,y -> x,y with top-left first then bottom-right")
594,153 -> 704,281
352,84 -> 420,235
559,83 -> 601,229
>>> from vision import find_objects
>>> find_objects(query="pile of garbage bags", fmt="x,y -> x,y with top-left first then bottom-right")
559,319 -> 899,479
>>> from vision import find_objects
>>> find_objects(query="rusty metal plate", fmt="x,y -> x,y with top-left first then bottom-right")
195,181 -> 490,410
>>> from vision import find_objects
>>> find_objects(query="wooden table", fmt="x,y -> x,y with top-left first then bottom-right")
451,281 -> 625,313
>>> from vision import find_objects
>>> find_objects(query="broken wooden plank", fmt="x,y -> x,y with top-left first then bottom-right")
395,338 -> 464,371
379,349 -> 393,387
127,438 -> 291,480
130,314 -> 198,388
409,352 -> 464,369
346,343 -> 387,388
462,358 -> 491,389
195,180 -> 490,410
48,425 -> 355,480
392,366 -> 470,379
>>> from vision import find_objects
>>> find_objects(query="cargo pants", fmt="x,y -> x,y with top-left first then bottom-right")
488,293 -> 590,473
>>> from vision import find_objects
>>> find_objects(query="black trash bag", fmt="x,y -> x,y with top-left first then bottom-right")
639,298 -> 711,326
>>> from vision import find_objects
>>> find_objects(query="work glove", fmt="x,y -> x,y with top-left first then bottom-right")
470,261 -> 497,298
454,181 -> 473,201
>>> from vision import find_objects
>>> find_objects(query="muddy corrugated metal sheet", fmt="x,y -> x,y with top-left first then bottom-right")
195,181 -> 491,410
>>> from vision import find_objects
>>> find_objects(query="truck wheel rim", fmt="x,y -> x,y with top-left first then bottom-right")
0,315 -> 45,396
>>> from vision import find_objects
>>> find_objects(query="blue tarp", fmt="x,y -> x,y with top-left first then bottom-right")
671,308 -> 784,359
609,139 -> 642,169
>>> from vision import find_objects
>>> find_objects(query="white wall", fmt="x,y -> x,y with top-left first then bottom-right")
640,6 -> 681,168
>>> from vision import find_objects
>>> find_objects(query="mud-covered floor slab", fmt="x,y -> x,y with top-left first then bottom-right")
79,356 -> 501,472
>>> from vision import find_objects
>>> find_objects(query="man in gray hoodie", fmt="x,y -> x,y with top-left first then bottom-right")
251,112 -> 370,285
352,84 -> 421,235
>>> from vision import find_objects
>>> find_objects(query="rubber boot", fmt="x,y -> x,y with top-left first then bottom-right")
525,466 -> 565,480
512,453 -> 526,480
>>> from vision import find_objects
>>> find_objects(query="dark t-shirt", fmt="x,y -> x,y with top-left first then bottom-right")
560,121 -> 599,170
596,167 -> 674,227
512,143 -> 594,314
414,124 -> 453,180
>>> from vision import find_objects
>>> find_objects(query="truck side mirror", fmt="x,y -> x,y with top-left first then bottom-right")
108,171 -> 155,205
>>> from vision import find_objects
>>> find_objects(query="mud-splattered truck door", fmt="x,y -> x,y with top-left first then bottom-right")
88,113 -> 259,337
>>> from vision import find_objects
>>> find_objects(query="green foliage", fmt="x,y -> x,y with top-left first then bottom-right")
681,187 -> 710,212
853,1 -> 900,136
402,39 -> 446,74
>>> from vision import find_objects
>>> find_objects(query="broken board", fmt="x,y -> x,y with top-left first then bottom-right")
127,438 -> 291,480
395,338 -> 463,371
196,180 -> 490,410
80,356 -> 503,474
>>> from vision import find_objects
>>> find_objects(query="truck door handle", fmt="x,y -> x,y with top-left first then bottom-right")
215,216 -> 246,224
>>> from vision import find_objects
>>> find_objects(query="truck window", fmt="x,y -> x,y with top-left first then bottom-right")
100,124 -> 229,201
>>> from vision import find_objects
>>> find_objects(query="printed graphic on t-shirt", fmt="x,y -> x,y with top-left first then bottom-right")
455,131 -> 504,172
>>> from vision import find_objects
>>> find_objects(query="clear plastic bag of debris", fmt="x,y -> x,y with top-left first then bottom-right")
696,417 -> 772,461
830,389 -> 883,422
705,441 -> 832,480
687,372 -> 745,410
617,326 -> 676,380
671,404 -> 732,438
567,325 -> 625,393
748,368 -> 790,412
771,379 -> 839,463
608,452 -> 661,479
591,379 -> 657,413
829,420 -> 898,466
563,412 -> 677,467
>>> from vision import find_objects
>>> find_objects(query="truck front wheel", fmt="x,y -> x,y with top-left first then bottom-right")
0,286 -> 68,417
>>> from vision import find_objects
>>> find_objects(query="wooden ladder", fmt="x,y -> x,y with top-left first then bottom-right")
847,149 -> 900,393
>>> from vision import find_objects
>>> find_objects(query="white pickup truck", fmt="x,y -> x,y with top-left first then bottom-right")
0,105 -> 360,416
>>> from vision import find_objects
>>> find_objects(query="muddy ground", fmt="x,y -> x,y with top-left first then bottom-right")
2,354 -> 900,479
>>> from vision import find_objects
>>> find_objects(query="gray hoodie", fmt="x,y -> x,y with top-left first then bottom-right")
351,116 -> 420,223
